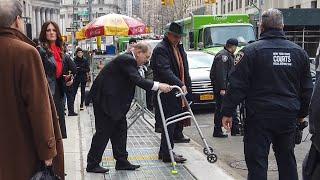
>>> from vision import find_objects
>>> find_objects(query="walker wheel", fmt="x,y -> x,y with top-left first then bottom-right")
171,170 -> 178,174
207,153 -> 217,163
203,146 -> 214,155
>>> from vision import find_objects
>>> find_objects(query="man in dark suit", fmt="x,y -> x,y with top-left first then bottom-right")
151,22 -> 192,163
303,76 -> 320,180
85,42 -> 172,173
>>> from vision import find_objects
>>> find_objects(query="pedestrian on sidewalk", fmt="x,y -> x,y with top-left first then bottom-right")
210,38 -> 240,138
38,21 -> 73,139
0,1 -> 64,179
221,9 -> 313,180
126,37 -> 137,54
151,22 -> 192,163
73,47 -> 90,111
303,76 -> 320,180
85,42 -> 172,173
62,43 -> 77,116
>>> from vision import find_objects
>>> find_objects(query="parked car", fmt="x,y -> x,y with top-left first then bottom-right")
186,51 -> 215,109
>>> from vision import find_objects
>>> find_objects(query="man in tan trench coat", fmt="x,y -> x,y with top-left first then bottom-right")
0,1 -> 64,179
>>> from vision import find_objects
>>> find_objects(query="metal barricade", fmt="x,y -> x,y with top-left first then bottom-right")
90,54 -> 115,81
127,66 -> 155,129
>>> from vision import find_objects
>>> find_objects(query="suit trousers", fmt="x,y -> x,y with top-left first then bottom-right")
53,82 -> 67,139
159,107 -> 182,158
213,92 -> 239,134
244,116 -> 298,180
303,143 -> 320,180
65,86 -> 75,113
87,104 -> 128,168
73,75 -> 86,106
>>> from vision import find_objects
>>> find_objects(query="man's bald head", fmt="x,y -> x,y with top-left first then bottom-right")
0,0 -> 23,28
261,8 -> 284,32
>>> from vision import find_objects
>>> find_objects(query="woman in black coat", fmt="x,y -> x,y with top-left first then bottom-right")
38,21 -> 73,139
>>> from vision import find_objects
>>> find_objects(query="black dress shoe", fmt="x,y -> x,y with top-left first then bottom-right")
162,154 -> 187,163
213,133 -> 228,138
231,131 -> 241,136
68,112 -> 78,116
115,161 -> 140,170
173,137 -> 190,143
158,152 -> 183,160
86,165 -> 109,173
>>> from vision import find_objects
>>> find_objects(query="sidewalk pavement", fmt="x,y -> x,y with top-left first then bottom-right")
64,95 -> 239,180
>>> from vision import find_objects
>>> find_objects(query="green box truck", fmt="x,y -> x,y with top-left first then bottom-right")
172,14 -> 256,55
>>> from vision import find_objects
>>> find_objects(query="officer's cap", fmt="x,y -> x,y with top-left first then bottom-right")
226,38 -> 239,46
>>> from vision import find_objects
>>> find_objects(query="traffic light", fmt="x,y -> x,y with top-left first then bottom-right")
161,0 -> 166,6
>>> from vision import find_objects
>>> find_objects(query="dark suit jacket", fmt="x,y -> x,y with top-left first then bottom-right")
309,77 -> 320,150
151,37 -> 192,118
87,53 -> 154,120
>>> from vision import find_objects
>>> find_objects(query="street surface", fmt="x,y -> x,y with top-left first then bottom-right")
183,109 -> 312,180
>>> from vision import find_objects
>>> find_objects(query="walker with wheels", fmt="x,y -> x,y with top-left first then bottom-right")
157,85 -> 218,174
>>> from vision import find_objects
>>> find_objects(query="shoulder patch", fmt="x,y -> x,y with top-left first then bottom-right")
222,55 -> 228,62
235,51 -> 245,65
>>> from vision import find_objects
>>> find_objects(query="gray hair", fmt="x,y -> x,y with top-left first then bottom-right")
0,0 -> 23,27
134,42 -> 151,53
261,8 -> 284,30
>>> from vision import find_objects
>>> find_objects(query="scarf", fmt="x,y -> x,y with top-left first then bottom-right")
50,44 -> 63,78
172,45 -> 186,107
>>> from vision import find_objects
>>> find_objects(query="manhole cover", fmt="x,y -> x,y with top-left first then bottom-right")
230,160 -> 278,171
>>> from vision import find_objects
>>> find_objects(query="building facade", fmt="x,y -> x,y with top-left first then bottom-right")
211,0 -> 320,15
18,0 -> 60,39
59,0 -> 122,36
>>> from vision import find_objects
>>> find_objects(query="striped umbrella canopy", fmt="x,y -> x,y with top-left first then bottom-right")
84,13 -> 147,38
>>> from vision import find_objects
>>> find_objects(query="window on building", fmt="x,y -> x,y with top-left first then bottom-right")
236,0 -> 239,9
246,0 -> 255,6
221,0 -> 225,14
216,3 -> 218,14
289,6 -> 294,9
239,0 -> 242,8
296,4 -> 301,8
231,0 -> 234,11
311,1 -> 317,8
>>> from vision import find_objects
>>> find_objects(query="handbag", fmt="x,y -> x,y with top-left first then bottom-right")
31,165 -> 61,180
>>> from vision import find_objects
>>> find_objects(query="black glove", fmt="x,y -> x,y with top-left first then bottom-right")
295,121 -> 308,144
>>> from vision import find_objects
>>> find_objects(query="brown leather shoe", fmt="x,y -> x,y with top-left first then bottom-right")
162,154 -> 187,163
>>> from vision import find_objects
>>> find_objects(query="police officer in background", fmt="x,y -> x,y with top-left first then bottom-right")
210,38 -> 240,138
221,9 -> 313,180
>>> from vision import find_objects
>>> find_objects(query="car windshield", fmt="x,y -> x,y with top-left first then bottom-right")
187,53 -> 214,69
204,25 -> 255,48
